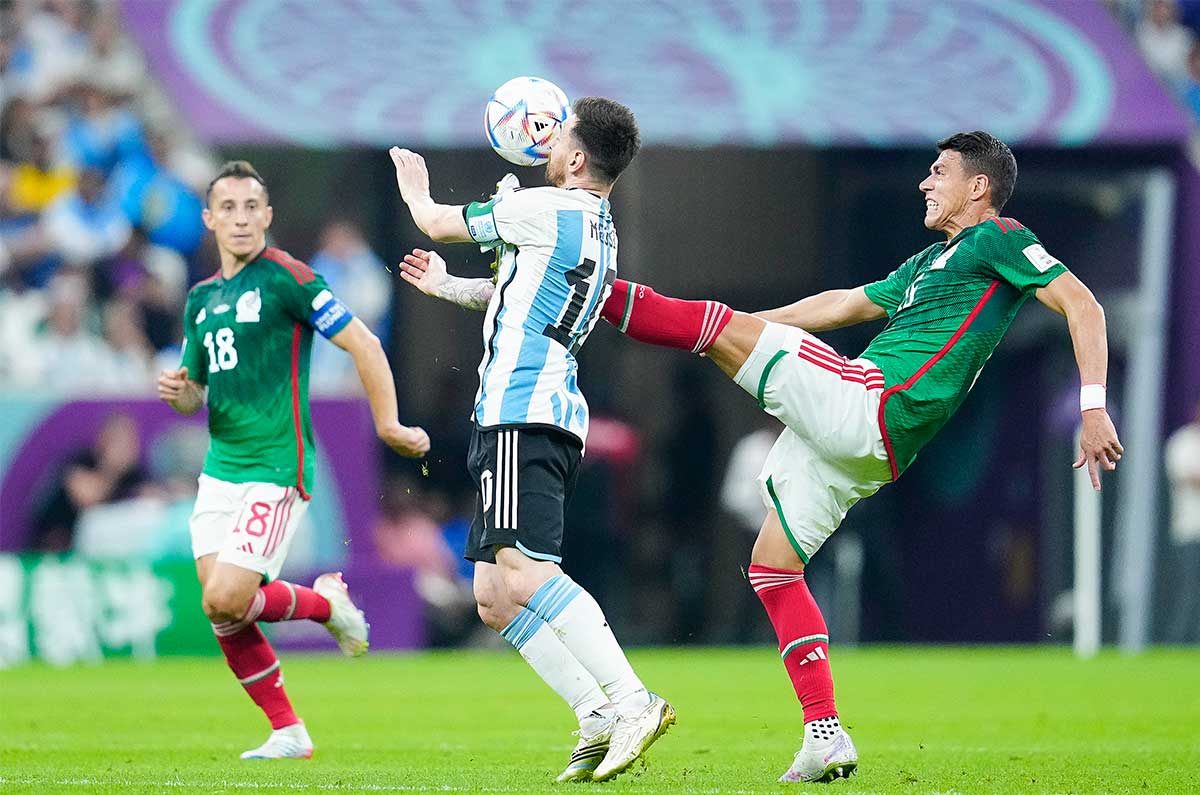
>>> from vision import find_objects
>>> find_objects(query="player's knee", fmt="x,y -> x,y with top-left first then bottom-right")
498,566 -> 542,607
475,600 -> 508,631
201,584 -> 252,623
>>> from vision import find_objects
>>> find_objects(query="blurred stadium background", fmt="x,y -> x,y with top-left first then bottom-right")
2,0 -> 1199,673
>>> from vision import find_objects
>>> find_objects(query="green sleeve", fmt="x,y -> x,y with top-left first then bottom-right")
863,254 -> 919,317
180,295 -> 207,384
981,226 -> 1068,295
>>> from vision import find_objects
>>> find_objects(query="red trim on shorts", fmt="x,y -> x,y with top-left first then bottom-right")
263,487 -> 290,557
795,340 -> 885,389
290,324 -> 311,499
877,280 -> 1000,480
264,247 -> 315,285
266,489 -> 297,557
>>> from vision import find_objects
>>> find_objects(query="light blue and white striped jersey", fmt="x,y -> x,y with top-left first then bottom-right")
464,186 -> 617,443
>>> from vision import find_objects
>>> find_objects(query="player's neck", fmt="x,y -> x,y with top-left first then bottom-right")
561,174 -> 611,198
942,209 -> 997,240
219,246 -> 263,279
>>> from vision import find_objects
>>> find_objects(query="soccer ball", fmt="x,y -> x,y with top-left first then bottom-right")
484,76 -> 570,166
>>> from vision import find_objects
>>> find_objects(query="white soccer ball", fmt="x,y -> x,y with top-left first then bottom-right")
485,76 -> 570,166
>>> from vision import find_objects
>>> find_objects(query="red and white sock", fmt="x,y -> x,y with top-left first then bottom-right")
253,581 -> 331,623
601,278 -> 732,354
749,563 -> 838,724
214,623 -> 299,729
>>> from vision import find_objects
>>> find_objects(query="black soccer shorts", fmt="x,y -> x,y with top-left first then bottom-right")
464,424 -> 582,564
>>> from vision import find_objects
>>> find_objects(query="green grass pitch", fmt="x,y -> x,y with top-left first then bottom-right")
1,646 -> 1197,794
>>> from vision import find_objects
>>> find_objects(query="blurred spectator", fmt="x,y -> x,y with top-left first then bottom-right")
718,416 -> 778,643
61,79 -> 148,175
1137,0 -> 1196,83
5,0 -> 93,103
309,221 -> 390,392
6,122 -> 75,215
41,165 -> 131,269
108,152 -> 205,256
372,476 -> 474,646
31,411 -> 150,551
100,296 -> 156,389
1164,401 -> 1200,642
1180,42 -> 1200,119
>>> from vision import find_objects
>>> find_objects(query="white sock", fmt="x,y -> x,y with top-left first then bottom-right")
526,575 -> 652,717
501,608 -> 608,722
805,715 -> 842,744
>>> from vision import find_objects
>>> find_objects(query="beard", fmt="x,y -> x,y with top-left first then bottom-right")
545,156 -> 565,187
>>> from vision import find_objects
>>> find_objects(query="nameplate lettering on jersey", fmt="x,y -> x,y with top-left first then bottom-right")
930,243 -> 959,270
1022,244 -> 1061,273
309,289 -> 354,338
588,218 -> 617,248
235,289 -> 262,323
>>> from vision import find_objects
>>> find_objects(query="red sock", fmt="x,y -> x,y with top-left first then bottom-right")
254,581 -> 331,623
215,623 -> 299,729
748,564 -> 837,723
601,278 -> 732,353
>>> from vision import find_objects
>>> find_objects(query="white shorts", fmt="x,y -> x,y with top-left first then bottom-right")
189,474 -> 310,583
733,322 -> 893,563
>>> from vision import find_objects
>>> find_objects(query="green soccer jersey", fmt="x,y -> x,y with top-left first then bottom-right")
180,247 -> 352,496
861,217 -> 1067,479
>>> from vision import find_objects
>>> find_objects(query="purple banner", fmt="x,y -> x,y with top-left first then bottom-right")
0,398 -> 380,553
119,0 -> 1190,147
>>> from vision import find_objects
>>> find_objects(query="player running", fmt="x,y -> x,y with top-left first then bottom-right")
389,97 -> 674,783
593,131 -> 1124,782
157,161 -> 429,760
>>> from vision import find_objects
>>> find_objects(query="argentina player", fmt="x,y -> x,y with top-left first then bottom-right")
390,97 -> 673,783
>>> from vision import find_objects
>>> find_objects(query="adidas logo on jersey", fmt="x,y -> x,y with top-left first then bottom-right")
797,647 -> 827,666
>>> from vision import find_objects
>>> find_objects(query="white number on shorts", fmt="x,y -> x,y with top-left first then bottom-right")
203,327 -> 239,372
481,470 -> 493,512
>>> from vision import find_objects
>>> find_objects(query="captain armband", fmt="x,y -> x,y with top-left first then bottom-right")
309,289 -> 354,338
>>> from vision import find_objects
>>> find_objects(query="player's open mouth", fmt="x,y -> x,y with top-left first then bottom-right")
925,200 -> 938,212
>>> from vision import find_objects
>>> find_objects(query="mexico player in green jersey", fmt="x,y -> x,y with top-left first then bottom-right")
595,131 -> 1123,783
156,161 -> 429,760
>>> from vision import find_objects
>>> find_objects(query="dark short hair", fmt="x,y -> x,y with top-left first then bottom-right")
569,97 -> 641,184
936,131 -> 1017,211
206,160 -> 268,206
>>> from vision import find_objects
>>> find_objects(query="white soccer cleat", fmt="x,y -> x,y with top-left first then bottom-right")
556,712 -> 616,783
778,726 -> 858,783
313,572 -> 369,657
591,694 -> 675,782
240,722 -> 313,760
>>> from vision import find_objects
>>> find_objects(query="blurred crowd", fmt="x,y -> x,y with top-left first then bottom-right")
0,0 -> 391,395
1114,0 -> 1200,125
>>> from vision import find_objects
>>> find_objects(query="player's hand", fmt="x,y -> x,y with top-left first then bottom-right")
1074,409 -> 1123,491
157,366 -> 190,402
389,147 -> 431,204
398,248 -> 448,298
378,421 -> 431,458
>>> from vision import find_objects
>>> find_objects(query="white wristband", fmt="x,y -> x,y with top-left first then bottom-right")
1080,384 -> 1106,413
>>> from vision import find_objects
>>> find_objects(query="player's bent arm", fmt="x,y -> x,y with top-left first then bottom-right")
329,318 -> 428,456
1035,272 -> 1124,489
167,381 -> 206,416
1035,272 -> 1107,386
404,197 -> 474,244
157,366 -> 206,415
754,286 -> 886,332
398,249 -> 494,310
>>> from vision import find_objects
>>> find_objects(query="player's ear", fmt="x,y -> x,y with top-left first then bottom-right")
201,207 -> 215,230
264,204 -> 273,228
971,173 -> 990,202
